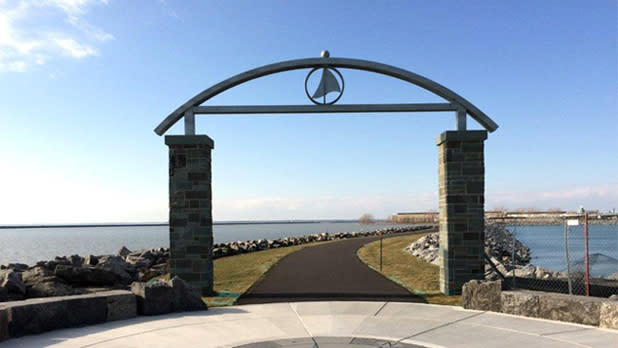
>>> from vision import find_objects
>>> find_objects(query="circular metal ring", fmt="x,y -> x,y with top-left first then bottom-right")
304,66 -> 345,105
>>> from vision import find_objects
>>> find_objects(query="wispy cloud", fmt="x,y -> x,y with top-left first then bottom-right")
212,185 -> 618,221
0,0 -> 112,72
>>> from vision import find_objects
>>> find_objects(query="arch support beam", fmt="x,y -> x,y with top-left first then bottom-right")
154,57 -> 498,135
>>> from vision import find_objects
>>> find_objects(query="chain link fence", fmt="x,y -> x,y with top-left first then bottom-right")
485,214 -> 618,298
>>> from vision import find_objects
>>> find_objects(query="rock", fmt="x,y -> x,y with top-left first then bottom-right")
600,301 -> 618,330
27,279 -> 74,298
169,276 -> 208,311
96,256 -> 135,285
125,255 -> 152,269
537,292 -> 602,326
6,263 -> 28,272
0,270 -> 26,296
609,294 -> 618,301
500,291 -> 540,317
0,307 -> 8,342
462,280 -> 502,312
84,255 -> 99,266
105,291 -> 137,321
69,255 -> 83,267
0,286 -> 7,302
54,265 -> 119,286
7,293 -> 108,337
22,266 -> 75,298
131,276 -> 207,315
118,246 -> 132,257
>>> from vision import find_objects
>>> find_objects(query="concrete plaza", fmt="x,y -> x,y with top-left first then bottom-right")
2,301 -> 616,348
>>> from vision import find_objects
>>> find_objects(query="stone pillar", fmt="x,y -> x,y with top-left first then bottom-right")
437,130 -> 487,295
165,135 -> 214,295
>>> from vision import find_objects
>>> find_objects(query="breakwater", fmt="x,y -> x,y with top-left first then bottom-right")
0,225 -> 432,302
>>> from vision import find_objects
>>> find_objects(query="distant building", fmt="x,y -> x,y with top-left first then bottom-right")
392,212 -> 439,224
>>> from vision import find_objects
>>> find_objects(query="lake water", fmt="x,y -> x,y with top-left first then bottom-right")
510,224 -> 618,277
1,223 -> 616,276
0,222 -> 409,265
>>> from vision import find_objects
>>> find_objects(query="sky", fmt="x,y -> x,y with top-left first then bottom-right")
0,0 -> 616,224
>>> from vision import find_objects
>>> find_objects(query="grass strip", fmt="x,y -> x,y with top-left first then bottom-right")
357,234 -> 461,306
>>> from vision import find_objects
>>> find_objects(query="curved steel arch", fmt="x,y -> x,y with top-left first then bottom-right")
154,57 -> 498,135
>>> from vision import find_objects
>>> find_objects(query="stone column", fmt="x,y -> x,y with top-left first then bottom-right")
165,135 -> 214,295
437,130 -> 487,295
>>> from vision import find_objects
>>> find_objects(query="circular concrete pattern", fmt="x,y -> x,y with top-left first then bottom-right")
234,337 -> 427,348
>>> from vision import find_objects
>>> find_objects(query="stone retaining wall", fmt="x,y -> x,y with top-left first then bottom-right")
462,280 -> 618,329
0,277 -> 207,342
0,290 -> 136,339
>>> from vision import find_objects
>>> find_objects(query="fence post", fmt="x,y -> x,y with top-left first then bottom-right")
564,220 -> 573,295
584,212 -> 590,296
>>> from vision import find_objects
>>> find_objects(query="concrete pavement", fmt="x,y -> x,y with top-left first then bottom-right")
2,301 -> 616,348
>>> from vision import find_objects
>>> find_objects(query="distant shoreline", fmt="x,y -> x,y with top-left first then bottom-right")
0,220 -> 363,229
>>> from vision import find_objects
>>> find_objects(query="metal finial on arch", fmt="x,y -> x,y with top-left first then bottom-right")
154,56 -> 499,135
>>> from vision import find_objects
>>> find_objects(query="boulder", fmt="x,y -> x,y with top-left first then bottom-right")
131,276 -> 207,316
22,266 -> 74,298
0,307 -> 8,342
462,280 -> 502,312
169,277 -> 208,312
84,255 -> 99,266
125,255 -> 152,269
54,265 -> 119,286
26,279 -> 74,298
600,301 -> 618,330
69,255 -> 84,267
96,256 -> 135,285
500,291 -> 539,317
0,270 -> 26,296
537,292 -> 602,326
6,264 -> 28,272
105,291 -> 137,322
7,293 -> 107,337
118,246 -> 132,257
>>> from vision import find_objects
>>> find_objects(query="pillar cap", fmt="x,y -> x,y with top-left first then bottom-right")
436,130 -> 487,145
165,135 -> 214,148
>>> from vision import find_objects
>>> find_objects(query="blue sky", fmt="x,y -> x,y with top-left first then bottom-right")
0,0 -> 616,224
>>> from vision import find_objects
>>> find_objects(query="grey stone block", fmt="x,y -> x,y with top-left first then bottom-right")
7,295 -> 107,337
131,281 -> 173,315
0,307 -> 8,342
106,292 -> 137,322
2,290 -> 134,338
537,292 -> 603,326
500,291 -> 539,317
461,280 -> 501,312
600,301 -> 618,330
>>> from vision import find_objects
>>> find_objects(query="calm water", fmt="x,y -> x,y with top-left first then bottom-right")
0,222 -> 409,265
2,224 -> 616,276
510,224 -> 618,277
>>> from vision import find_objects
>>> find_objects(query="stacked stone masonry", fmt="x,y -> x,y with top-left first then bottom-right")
462,280 -> 618,330
437,131 -> 488,295
165,135 -> 215,295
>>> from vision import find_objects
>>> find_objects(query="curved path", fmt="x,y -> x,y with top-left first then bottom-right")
237,231 -> 427,305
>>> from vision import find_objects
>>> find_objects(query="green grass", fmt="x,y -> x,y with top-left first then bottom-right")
357,234 -> 461,306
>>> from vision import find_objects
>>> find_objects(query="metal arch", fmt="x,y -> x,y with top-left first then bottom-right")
154,57 -> 499,135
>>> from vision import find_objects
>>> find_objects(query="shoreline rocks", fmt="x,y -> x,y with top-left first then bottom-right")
0,225 -> 432,303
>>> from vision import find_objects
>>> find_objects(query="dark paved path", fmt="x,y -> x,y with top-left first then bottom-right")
237,231 -> 430,304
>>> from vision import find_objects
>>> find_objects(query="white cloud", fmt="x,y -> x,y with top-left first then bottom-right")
54,37 -> 97,57
487,185 -> 618,212
0,0 -> 112,72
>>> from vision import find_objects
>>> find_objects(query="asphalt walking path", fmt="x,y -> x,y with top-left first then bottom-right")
237,230 -> 431,304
